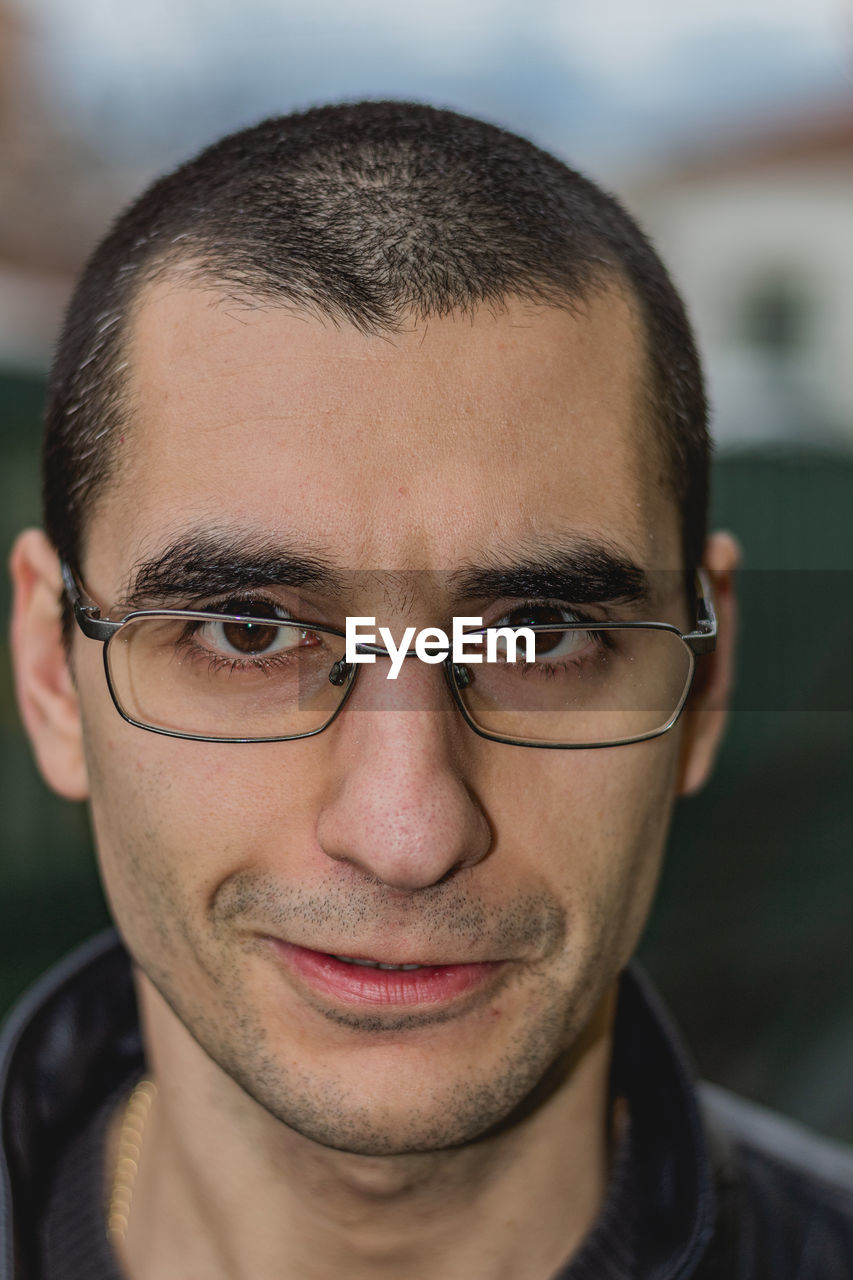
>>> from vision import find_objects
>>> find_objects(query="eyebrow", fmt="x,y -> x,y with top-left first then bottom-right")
114,531 -> 654,615
448,538 -> 653,610
116,531 -> 342,611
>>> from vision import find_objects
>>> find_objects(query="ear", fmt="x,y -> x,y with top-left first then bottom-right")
676,530 -> 740,797
9,529 -> 90,800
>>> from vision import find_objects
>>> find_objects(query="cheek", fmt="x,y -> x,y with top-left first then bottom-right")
83,729 -> 200,953
482,735 -> 681,964
80,712 -> 327,964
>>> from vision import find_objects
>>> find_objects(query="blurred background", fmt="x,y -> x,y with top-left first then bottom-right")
1,0 -> 852,1139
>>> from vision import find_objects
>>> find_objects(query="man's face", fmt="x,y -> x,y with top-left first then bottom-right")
68,284 -> 693,1154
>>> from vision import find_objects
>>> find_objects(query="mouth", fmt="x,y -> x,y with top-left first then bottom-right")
268,940 -> 504,1007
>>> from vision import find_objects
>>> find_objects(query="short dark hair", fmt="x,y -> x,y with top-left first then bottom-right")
42,100 -> 709,579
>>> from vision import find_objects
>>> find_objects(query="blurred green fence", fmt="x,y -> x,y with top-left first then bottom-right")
2,369 -> 852,1140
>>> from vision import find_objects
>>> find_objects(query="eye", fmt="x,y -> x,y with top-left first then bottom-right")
495,603 -> 589,660
194,600 -> 320,659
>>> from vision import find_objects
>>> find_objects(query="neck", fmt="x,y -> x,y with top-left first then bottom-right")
118,974 -> 618,1280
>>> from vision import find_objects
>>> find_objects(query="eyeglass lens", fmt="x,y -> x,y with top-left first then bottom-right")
105,615 -> 694,745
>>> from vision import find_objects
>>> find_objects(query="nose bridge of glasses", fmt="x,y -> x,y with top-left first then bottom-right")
354,641 -> 422,661
337,641 -> 461,714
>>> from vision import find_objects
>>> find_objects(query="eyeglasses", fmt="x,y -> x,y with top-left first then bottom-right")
62,563 -> 716,749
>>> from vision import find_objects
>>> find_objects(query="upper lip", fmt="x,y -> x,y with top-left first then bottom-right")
276,940 -> 498,967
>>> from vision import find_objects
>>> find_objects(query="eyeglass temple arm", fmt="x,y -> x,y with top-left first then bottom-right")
60,561 -> 121,642
684,569 -> 716,656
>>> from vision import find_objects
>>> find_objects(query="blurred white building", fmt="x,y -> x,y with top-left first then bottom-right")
627,101 -> 853,450
3,0 -> 853,437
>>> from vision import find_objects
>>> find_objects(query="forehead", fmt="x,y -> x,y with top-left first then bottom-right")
88,282 -> 680,584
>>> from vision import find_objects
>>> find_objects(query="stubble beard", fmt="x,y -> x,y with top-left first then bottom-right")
136,873 -> 617,1157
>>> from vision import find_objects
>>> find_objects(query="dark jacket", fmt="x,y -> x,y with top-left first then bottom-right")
2,930 -> 853,1279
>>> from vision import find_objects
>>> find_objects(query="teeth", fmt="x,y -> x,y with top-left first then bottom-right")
332,955 -> 424,971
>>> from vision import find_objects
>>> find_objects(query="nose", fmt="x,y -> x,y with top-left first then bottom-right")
315,665 -> 492,891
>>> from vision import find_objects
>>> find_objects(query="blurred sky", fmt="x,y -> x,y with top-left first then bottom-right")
21,0 -> 853,178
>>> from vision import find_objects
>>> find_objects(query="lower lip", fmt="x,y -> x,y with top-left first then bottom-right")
269,941 -> 502,1006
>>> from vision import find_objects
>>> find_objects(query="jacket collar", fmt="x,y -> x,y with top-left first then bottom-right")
0,930 -> 715,1280
0,931 -> 141,1279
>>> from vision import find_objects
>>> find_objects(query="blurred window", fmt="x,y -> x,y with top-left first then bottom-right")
738,270 -> 811,358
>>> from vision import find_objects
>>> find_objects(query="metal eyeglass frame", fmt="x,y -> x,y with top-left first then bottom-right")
61,561 -> 717,749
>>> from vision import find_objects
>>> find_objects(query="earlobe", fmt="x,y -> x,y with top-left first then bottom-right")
9,529 -> 90,801
676,531 -> 740,797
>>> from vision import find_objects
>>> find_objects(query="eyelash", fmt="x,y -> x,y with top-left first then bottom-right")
487,598 -> 599,627
170,593 -> 298,623
192,650 -> 298,678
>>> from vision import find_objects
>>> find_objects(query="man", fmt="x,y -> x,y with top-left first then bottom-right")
2,101 -> 851,1279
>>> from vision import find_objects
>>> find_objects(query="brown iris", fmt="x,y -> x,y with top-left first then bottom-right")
503,605 -> 570,657
220,619 -> 280,655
